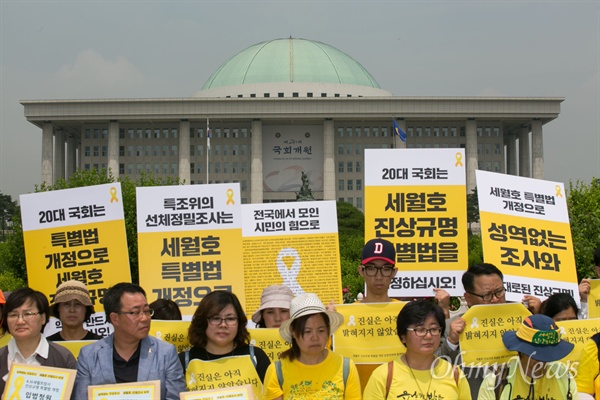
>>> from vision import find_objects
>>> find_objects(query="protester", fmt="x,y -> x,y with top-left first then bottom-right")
540,292 -> 579,322
0,290 -> 7,339
47,280 -> 102,341
576,332 -> 599,400
0,288 -> 76,394
578,246 -> 600,319
356,238 -> 399,303
478,314 -> 578,399
73,283 -> 185,400
252,284 -> 294,328
179,291 -> 270,385
263,293 -> 361,400
149,298 -> 182,320
364,300 -> 471,399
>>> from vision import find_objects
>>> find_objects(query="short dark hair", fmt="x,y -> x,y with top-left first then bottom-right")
462,263 -> 504,293
188,291 -> 249,348
103,283 -> 146,323
149,298 -> 182,320
51,303 -> 95,324
594,247 -> 600,266
540,293 -> 579,320
3,288 -> 50,333
280,312 -> 331,362
396,300 -> 446,344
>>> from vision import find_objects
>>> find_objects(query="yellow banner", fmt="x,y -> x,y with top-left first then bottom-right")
0,334 -> 11,348
55,340 -> 97,359
333,302 -> 406,363
248,328 -> 289,363
459,303 -> 531,366
88,380 -> 159,399
3,363 -> 76,400
24,219 -> 131,311
139,229 -> 244,316
149,320 -> 191,354
556,318 -> 600,363
185,356 -> 262,399
588,279 -> 600,319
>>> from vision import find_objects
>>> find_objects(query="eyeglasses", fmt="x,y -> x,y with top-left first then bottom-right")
208,316 -> 239,326
467,288 -> 506,302
362,264 -> 395,277
406,327 -> 443,337
7,312 -> 42,321
117,309 -> 154,318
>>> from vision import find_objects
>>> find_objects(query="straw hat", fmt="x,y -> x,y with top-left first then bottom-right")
52,280 -> 93,306
279,293 -> 344,343
251,285 -> 294,324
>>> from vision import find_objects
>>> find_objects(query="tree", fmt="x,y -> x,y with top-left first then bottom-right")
466,186 -> 479,234
0,192 -> 18,242
336,202 -> 364,302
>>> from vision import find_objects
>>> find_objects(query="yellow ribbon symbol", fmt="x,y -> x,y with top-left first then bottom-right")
455,152 -> 463,167
555,185 -> 563,197
8,375 -> 24,400
226,189 -> 235,205
109,187 -> 118,203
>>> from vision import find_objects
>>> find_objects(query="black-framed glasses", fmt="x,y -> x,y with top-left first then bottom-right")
406,327 -> 443,337
7,311 -> 42,321
467,288 -> 505,302
208,316 -> 239,326
362,264 -> 395,277
117,309 -> 154,318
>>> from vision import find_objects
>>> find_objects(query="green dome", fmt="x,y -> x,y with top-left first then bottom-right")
201,38 -> 382,90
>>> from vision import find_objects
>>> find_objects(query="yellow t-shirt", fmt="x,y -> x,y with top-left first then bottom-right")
263,350 -> 361,400
478,359 -> 578,400
576,334 -> 599,397
363,355 -> 471,400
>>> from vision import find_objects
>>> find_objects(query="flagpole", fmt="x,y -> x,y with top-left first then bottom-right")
206,117 -> 210,184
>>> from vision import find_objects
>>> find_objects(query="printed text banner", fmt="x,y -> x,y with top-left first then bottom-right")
20,183 -> 131,312
248,328 -> 289,363
556,318 -> 600,364
180,384 -> 254,400
242,200 -> 341,313
3,363 -> 76,400
333,302 -> 406,363
364,149 -> 468,297
185,356 -> 262,398
149,320 -> 191,354
137,184 -> 244,315
88,380 -> 159,400
459,303 -> 531,366
476,171 -> 578,303
588,279 -> 600,319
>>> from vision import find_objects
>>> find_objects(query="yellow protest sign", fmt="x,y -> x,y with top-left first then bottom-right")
248,328 -> 289,363
242,201 -> 342,314
588,279 -> 600,319
0,334 -> 11,348
556,318 -> 600,363
459,303 -> 531,366
88,380 -> 160,399
55,340 -> 97,359
333,302 -> 406,363
476,171 -> 578,302
3,363 -> 76,400
180,384 -> 255,400
20,183 -> 131,312
137,184 -> 244,316
185,356 -> 262,399
364,149 -> 468,297
149,320 -> 191,354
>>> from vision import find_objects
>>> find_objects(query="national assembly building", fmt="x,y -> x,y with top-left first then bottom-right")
21,38 -> 563,210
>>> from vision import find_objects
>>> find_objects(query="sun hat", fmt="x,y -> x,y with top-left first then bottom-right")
361,238 -> 396,265
502,314 -> 574,362
279,293 -> 344,343
251,285 -> 295,324
52,280 -> 93,306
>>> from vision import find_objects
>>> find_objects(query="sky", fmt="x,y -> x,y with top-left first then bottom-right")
1,1 -> 599,201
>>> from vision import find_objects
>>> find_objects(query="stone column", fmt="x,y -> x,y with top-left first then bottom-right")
531,119 -> 544,179
179,120 -> 190,184
108,121 -> 119,179
323,119 -> 335,200
66,133 -> 77,179
519,126 -> 531,177
54,129 -> 65,182
393,118 -> 407,148
466,119 -> 477,194
507,134 -> 518,175
250,119 -> 263,204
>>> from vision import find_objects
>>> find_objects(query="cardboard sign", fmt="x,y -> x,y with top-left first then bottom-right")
3,363 -> 76,400
88,380 -> 160,400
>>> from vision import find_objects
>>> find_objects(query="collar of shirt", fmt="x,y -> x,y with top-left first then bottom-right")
7,335 -> 49,366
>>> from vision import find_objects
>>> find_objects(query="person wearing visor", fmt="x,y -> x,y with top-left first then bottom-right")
478,314 -> 578,400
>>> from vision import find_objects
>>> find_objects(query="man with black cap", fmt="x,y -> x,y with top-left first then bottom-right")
356,238 -> 399,303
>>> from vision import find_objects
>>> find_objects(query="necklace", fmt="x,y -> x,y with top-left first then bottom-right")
404,354 -> 433,399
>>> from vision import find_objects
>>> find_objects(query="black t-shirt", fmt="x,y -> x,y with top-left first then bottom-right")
178,343 -> 271,382
46,330 -> 103,341
113,342 -> 141,383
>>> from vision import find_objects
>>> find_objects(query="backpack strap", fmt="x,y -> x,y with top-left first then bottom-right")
249,343 -> 257,368
185,350 -> 189,370
275,360 -> 284,389
453,365 -> 459,386
342,357 -> 350,395
385,360 -> 393,399
494,363 -> 510,400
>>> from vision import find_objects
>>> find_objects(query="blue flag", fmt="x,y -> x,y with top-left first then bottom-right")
393,119 -> 407,142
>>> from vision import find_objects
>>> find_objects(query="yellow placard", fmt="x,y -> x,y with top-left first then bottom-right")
0,334 -> 12,348
185,355 -> 262,399
333,302 -> 406,363
88,380 -> 159,399
149,320 -> 191,354
180,384 -> 254,400
588,279 -> 600,319
556,318 -> 600,363
248,328 -> 289,363
3,363 -> 76,400
55,340 -> 97,359
459,303 -> 531,366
